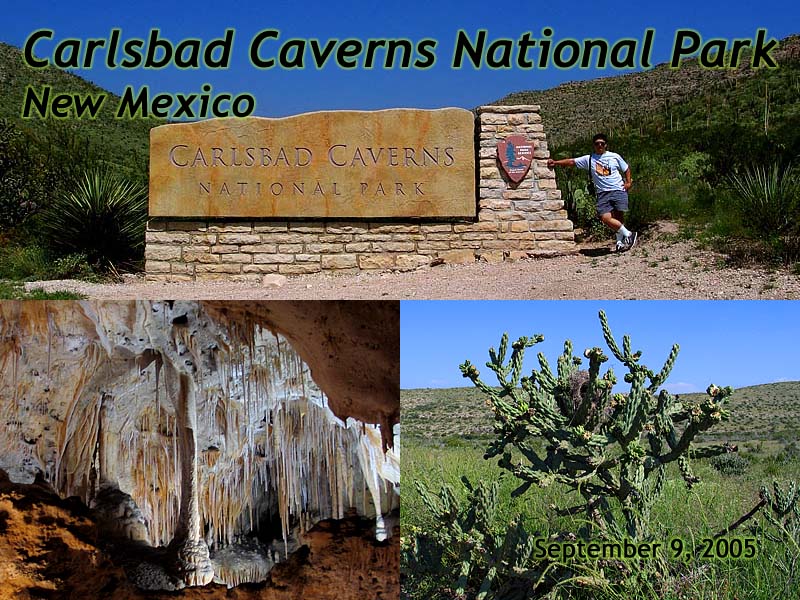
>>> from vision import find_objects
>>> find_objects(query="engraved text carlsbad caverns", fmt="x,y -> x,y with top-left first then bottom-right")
148,109 -> 476,218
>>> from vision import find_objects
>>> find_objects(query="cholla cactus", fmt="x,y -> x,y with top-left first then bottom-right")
460,310 -> 734,540
759,481 -> 800,596
408,477 -> 534,600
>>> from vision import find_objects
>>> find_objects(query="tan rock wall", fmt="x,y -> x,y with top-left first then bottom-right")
146,105 -> 575,280
149,109 -> 476,219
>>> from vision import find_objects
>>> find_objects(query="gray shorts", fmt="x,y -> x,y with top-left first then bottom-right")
596,190 -> 629,215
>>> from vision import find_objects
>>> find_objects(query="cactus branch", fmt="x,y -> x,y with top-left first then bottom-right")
462,311 -> 733,540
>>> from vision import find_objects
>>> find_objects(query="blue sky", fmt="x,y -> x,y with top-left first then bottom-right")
401,301 -> 800,392
2,0 -> 798,116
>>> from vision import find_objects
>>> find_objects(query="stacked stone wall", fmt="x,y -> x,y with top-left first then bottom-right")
145,105 -> 575,281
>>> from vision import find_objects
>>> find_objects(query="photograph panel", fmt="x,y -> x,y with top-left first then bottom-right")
401,300 -> 799,599
0,300 -> 399,597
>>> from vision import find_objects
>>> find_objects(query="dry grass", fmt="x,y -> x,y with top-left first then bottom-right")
403,381 -> 800,446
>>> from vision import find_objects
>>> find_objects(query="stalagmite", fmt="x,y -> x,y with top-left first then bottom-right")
0,301 -> 399,590
170,370 -> 214,586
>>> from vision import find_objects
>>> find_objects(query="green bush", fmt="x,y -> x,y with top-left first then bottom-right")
0,119 -> 48,231
782,219 -> 800,264
50,253 -> 100,281
625,190 -> 657,232
0,245 -> 98,281
41,168 -> 148,269
710,453 -> 750,476
0,245 -> 51,280
572,188 -> 607,238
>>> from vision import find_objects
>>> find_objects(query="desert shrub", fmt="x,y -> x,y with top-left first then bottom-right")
692,124 -> 776,185
779,442 -> 800,464
710,453 -> 750,476
41,168 -> 147,269
50,253 -> 100,281
758,481 -> 800,598
782,219 -> 800,264
0,245 -> 51,280
0,245 -> 98,281
0,280 -> 85,299
678,152 -> 713,179
0,119 -> 48,231
572,188 -> 607,238
554,163 -> 602,235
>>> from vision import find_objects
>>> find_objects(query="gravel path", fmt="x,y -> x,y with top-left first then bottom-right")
25,227 -> 800,300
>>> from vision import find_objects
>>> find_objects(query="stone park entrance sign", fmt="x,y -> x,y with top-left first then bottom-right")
150,109 -> 476,218
145,105 -> 576,280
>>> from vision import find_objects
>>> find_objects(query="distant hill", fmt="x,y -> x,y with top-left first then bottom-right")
3,33 -> 799,172
0,42 -> 159,173
495,34 -> 800,148
402,382 -> 800,444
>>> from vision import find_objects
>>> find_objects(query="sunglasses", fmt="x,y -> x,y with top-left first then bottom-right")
593,141 -> 607,146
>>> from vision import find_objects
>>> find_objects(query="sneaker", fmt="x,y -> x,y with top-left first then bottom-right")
624,231 -> 638,250
615,240 -> 626,252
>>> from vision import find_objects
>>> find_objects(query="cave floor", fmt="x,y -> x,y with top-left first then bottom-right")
0,471 -> 399,600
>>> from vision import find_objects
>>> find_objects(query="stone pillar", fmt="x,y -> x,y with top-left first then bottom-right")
170,371 -> 214,587
476,104 -> 575,259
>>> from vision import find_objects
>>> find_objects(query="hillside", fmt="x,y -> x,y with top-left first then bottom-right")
3,34 -> 799,168
496,34 -> 800,147
0,42 -> 159,173
401,381 -> 800,444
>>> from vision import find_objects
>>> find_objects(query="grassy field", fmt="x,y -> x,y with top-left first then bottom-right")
402,382 -> 800,446
401,384 -> 800,599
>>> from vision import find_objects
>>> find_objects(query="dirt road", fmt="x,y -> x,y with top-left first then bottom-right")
26,229 -> 800,300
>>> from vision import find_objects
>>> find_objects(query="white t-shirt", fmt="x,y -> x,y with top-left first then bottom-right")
575,152 -> 629,193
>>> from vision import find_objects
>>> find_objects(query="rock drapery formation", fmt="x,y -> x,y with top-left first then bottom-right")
200,300 -> 400,448
0,301 -> 399,589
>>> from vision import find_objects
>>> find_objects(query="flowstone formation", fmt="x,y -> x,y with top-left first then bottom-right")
0,301 -> 399,590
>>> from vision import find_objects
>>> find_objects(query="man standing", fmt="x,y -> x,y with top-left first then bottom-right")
547,133 -> 637,252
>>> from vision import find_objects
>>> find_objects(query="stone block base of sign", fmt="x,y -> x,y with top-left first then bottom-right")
145,105 -> 575,281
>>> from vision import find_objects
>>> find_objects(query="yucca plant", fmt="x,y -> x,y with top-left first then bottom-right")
42,168 -> 148,269
727,162 -> 800,237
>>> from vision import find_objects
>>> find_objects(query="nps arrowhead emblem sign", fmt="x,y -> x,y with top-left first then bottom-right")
497,135 -> 535,183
